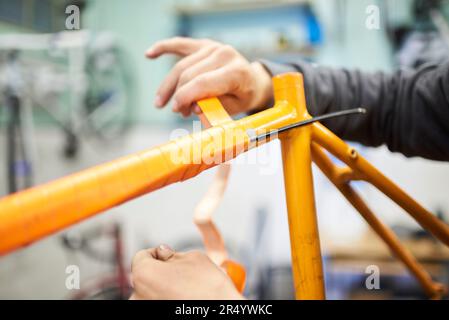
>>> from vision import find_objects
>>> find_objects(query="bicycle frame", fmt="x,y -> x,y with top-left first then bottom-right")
0,72 -> 448,299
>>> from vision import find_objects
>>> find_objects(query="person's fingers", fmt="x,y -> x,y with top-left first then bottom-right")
145,37 -> 203,58
131,248 -> 158,272
176,51 -> 227,90
180,108 -> 192,118
173,65 -> 239,115
155,46 -> 217,107
216,95 -> 238,114
155,244 -> 175,261
131,245 -> 175,271
193,104 -> 202,115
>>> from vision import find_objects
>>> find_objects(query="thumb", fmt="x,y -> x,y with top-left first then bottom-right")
156,244 -> 175,261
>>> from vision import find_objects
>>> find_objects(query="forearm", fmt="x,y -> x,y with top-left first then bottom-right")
260,59 -> 449,161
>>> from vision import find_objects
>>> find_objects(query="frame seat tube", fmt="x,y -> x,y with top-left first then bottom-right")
275,73 -> 326,299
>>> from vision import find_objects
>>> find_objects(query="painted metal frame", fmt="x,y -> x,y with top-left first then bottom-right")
0,73 -> 448,299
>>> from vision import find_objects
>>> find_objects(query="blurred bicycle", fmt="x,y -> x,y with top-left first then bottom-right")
61,222 -> 131,300
0,30 -> 135,193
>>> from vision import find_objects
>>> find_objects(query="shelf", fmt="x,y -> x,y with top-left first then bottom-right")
175,0 -> 309,15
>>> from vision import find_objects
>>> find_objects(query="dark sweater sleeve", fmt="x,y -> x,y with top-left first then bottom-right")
260,59 -> 449,161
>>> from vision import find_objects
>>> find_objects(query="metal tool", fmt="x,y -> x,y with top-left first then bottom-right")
249,108 -> 366,143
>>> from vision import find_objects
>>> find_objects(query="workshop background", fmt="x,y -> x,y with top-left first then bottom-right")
0,0 -> 449,299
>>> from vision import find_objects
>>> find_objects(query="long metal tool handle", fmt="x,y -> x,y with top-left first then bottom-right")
250,108 -> 366,143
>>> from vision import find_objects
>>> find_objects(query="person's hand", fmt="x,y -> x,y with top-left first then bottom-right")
129,244 -> 244,300
146,37 -> 273,117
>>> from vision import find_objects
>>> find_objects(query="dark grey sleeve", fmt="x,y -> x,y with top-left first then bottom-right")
260,59 -> 449,161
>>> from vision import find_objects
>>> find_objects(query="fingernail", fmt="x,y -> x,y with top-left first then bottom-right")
157,244 -> 175,261
154,95 -> 163,108
193,105 -> 202,114
172,101 -> 179,112
145,48 -> 154,57
159,244 -> 173,252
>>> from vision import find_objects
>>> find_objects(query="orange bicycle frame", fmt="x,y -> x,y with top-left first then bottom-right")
0,72 -> 448,299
